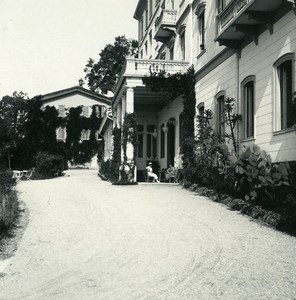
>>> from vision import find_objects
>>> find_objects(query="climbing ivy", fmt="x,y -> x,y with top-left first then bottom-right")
143,66 -> 196,175
110,126 -> 121,181
120,112 -> 138,182
65,106 -> 102,165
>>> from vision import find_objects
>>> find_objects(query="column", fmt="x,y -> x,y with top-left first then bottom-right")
121,95 -> 126,121
113,108 -> 117,128
126,87 -> 134,113
117,104 -> 122,128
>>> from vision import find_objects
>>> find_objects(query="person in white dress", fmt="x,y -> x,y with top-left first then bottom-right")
145,162 -> 159,183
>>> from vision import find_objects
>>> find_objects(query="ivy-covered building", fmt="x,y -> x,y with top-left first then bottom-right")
41,85 -> 111,168
110,0 -> 296,181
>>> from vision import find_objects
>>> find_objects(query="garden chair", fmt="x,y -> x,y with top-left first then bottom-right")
12,170 -> 23,181
24,168 -> 35,180
165,166 -> 178,183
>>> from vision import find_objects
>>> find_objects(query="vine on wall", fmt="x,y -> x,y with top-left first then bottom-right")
65,106 -> 102,165
120,112 -> 138,182
143,66 -> 196,174
110,126 -> 121,181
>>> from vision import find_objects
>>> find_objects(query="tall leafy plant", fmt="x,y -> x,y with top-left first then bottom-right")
121,112 -> 138,182
110,126 -> 121,181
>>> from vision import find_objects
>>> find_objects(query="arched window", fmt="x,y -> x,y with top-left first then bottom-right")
274,53 -> 295,131
216,92 -> 225,136
241,76 -> 255,139
195,2 -> 206,53
147,124 -> 157,158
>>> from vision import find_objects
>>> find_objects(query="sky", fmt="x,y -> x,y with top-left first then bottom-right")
0,0 -> 139,99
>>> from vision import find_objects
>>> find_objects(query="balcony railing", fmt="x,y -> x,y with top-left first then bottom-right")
217,0 -> 255,37
114,58 -> 190,97
216,0 -> 291,49
154,9 -> 177,42
124,58 -> 190,77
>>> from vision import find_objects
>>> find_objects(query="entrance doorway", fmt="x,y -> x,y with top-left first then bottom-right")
167,121 -> 175,167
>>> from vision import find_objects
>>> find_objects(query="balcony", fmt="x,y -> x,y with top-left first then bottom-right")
113,58 -> 190,111
216,0 -> 295,50
124,58 -> 190,77
154,9 -> 177,43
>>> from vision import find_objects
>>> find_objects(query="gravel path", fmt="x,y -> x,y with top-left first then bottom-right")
0,169 -> 295,300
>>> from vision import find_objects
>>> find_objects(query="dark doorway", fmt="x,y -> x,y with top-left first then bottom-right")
167,122 -> 175,167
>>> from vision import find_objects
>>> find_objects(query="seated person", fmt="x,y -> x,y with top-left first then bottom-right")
165,164 -> 176,182
145,162 -> 160,183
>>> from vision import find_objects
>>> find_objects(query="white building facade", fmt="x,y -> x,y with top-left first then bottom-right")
112,0 -> 296,181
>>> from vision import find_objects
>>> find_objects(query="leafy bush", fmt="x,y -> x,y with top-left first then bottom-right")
110,127 -> 121,182
99,160 -> 111,179
0,170 -> 18,231
34,152 -> 64,179
234,144 -> 292,209
0,170 -> 16,195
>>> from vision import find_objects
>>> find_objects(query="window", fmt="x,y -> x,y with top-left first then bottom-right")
274,54 -> 295,130
196,3 -> 206,52
82,106 -> 90,117
242,77 -> 255,139
198,102 -> 205,126
56,127 -> 66,141
96,106 -> 106,118
198,11 -> 205,51
216,94 -> 225,136
81,129 -> 90,141
147,125 -> 157,158
160,124 -> 165,158
137,125 -> 144,158
58,105 -> 65,117
217,0 -> 231,14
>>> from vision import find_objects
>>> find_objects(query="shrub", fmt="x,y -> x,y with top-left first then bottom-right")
234,144 -> 292,209
99,160 -> 111,179
34,152 -> 64,179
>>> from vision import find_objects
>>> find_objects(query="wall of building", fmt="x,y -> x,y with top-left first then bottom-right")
195,53 -> 237,153
238,10 -> 296,162
193,0 -> 226,72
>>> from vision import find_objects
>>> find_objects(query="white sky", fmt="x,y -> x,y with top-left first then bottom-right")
0,0 -> 139,99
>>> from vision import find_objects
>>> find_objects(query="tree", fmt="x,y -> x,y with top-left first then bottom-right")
84,36 -> 138,94
0,92 -> 28,169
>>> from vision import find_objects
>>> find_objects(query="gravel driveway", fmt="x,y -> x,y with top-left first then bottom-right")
0,169 -> 295,300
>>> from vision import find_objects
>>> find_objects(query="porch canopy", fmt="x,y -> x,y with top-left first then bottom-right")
113,57 -> 190,118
